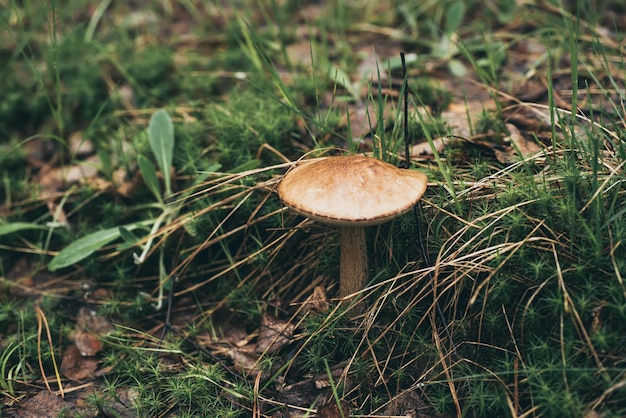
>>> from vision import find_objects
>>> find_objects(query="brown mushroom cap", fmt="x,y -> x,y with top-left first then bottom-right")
277,156 -> 428,226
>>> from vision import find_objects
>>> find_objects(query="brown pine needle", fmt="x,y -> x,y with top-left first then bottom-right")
36,305 -> 64,398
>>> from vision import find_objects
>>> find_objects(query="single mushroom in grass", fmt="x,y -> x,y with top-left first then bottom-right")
277,155 -> 428,306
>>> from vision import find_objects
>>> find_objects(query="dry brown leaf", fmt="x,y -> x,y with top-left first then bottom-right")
23,138 -> 58,169
198,308 -> 250,347
68,132 -> 94,157
381,389 -> 430,417
410,137 -> 460,157
313,366 -> 346,390
7,258 -> 70,300
38,155 -> 100,198
302,285 -> 330,313
85,167 -> 137,197
70,307 -> 113,356
344,101 -> 393,142
285,41 -> 317,68
60,344 -> 99,382
227,344 -> 262,376
9,391 -> 68,417
273,367 -> 347,417
316,400 -> 350,418
504,123 -> 542,157
356,51 -> 389,84
441,101 -> 497,139
256,312 -> 294,354
114,168 -> 141,198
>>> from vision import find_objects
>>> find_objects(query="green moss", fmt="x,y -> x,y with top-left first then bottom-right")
205,86 -> 296,169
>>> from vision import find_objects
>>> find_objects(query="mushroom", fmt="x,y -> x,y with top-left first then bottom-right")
277,155 -> 428,306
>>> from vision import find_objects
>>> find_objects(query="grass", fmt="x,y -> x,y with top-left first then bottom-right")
1,0 -> 626,416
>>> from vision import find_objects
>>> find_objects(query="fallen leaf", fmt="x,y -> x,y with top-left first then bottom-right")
23,138 -> 58,169
441,101 -> 497,139
302,285 -> 330,313
344,100 -> 394,143
38,155 -> 100,198
273,367 -> 346,417
285,41 -> 318,68
60,345 -> 99,382
10,391 -> 69,418
410,137 -> 460,157
316,399 -> 350,418
196,308 -> 250,347
381,389 -> 429,417
116,168 -> 145,198
68,132 -> 95,157
584,411 -> 603,418
504,123 -> 542,157
70,386 -> 138,418
70,307 -> 113,356
356,50 -> 389,84
7,258 -> 70,301
256,313 -> 294,354
227,344 -> 263,376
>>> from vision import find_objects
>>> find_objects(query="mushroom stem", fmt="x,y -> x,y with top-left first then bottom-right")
339,226 -> 368,301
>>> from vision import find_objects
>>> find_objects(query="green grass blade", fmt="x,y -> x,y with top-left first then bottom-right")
0,222 -> 49,236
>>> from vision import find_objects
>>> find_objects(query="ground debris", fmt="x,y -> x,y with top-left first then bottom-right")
61,345 -> 100,382
4,391 -> 68,418
379,389 -> 436,418
60,307 -> 113,382
3,385 -> 138,418
70,307 -> 113,357
265,367 -> 347,417
316,399 -> 351,418
301,285 -> 330,313
256,312 -> 295,354
5,257 -> 73,301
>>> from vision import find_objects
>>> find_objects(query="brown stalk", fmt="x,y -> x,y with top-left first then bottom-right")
36,305 -> 64,398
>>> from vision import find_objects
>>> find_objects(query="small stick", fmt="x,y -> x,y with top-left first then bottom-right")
401,52 -> 410,168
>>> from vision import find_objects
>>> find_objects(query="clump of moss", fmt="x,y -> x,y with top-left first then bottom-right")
204,87 -> 296,169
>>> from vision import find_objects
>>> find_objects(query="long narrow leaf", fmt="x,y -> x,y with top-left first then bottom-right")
148,109 -> 174,196
138,154 -> 162,202
0,222 -> 49,237
48,223 -> 145,271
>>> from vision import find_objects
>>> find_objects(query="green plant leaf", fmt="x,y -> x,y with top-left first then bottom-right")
228,159 -> 261,173
138,154 -> 162,202
448,58 -> 468,77
496,2 -> 517,23
119,226 -> 139,244
385,53 -> 418,71
116,225 -> 143,251
327,65 -> 359,101
445,0 -> 466,34
48,223 -> 142,271
0,222 -> 49,237
203,163 -> 222,174
97,148 -> 113,179
148,109 -> 174,196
